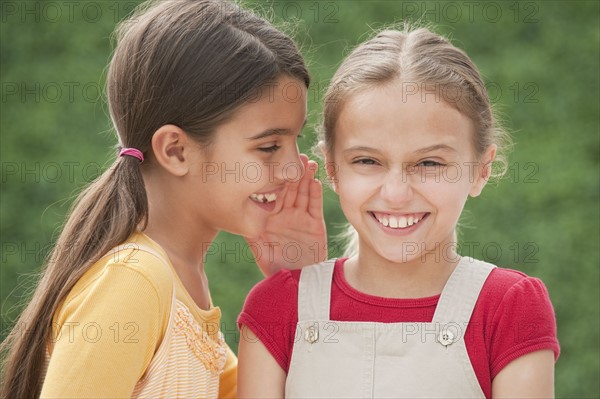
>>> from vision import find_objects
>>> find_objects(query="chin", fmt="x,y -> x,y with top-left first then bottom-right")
237,221 -> 267,240
376,247 -> 423,265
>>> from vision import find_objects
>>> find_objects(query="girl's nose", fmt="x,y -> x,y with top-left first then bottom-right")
380,170 -> 414,205
273,148 -> 304,184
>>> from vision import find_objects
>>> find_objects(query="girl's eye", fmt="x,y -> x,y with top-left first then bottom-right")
258,144 -> 281,153
352,158 -> 378,165
419,160 -> 444,167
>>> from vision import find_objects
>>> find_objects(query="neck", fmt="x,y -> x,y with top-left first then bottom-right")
143,220 -> 217,274
141,175 -> 218,310
142,170 -> 218,272
345,239 -> 461,298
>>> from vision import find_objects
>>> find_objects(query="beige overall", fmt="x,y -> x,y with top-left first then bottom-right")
285,256 -> 495,399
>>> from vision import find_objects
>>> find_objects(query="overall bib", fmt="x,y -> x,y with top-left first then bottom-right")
285,256 -> 495,398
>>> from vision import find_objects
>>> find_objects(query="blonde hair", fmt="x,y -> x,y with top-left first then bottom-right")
317,25 -> 511,257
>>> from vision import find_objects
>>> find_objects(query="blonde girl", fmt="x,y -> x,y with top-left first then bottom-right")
1,0 -> 326,397
238,26 -> 559,398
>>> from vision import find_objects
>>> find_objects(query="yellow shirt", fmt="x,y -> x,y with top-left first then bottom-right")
40,232 -> 237,398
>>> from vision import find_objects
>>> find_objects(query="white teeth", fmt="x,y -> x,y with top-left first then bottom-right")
399,216 -> 407,228
375,214 -> 423,229
250,192 -> 277,203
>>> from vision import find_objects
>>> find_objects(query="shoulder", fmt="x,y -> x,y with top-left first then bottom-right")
472,263 -> 560,376
56,240 -> 174,327
238,259 -> 338,372
241,268 -> 302,317
483,265 -> 558,332
238,268 -> 303,371
481,266 -> 530,296
242,259 -> 336,312
71,246 -> 173,301
478,266 -> 554,313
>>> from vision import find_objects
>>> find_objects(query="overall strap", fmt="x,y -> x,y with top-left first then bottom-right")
432,256 -> 495,325
297,260 -> 336,321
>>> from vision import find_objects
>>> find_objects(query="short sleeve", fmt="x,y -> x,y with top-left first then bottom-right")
40,263 -> 169,398
488,277 -> 560,378
237,269 -> 300,372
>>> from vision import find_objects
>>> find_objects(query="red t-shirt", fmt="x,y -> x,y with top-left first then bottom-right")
238,258 -> 560,398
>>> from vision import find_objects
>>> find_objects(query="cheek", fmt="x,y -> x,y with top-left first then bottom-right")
224,156 -> 276,187
413,180 -> 468,197
416,167 -> 474,196
239,162 -> 266,185
337,173 -> 379,204
421,181 -> 470,221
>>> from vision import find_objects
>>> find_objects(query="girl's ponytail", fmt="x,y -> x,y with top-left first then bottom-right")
1,154 -> 148,398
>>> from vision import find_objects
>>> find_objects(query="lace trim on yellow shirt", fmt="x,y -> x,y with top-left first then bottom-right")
173,303 -> 227,375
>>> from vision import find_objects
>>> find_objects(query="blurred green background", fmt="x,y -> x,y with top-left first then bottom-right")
1,1 -> 598,397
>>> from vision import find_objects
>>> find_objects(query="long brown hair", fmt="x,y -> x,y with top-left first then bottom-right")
0,1 -> 309,397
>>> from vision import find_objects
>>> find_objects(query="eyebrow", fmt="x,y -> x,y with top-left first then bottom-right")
343,144 -> 457,155
414,144 -> 457,154
343,146 -> 382,155
247,119 -> 307,140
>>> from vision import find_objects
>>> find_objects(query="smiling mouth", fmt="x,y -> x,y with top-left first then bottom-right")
249,192 -> 277,204
369,212 -> 428,229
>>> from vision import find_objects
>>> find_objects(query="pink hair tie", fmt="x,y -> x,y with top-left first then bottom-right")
119,148 -> 144,162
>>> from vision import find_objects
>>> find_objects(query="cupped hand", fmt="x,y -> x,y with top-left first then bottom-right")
245,154 -> 327,276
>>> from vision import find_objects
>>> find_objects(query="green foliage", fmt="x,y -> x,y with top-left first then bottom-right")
1,1 -> 598,397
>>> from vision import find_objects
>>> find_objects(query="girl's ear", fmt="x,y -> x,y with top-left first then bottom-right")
150,124 -> 194,177
319,141 -> 338,193
469,144 -> 497,197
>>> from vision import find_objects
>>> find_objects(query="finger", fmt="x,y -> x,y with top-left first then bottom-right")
305,159 -> 318,182
295,159 -> 316,211
283,155 -> 308,208
298,153 -> 309,181
308,174 -> 324,220
282,181 -> 297,208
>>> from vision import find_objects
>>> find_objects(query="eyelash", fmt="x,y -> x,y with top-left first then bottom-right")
419,160 -> 444,167
353,158 -> 378,165
257,135 -> 303,153
351,159 -> 445,167
258,145 -> 281,153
